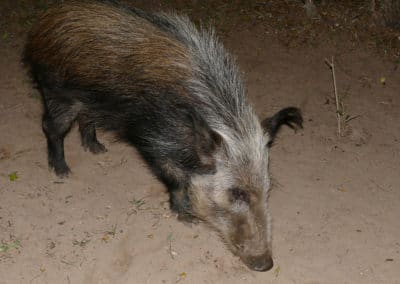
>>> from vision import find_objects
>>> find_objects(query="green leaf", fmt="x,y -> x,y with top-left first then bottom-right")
0,243 -> 9,253
0,240 -> 21,253
2,32 -> 9,40
9,172 -> 18,181
166,232 -> 174,242
11,240 -> 21,249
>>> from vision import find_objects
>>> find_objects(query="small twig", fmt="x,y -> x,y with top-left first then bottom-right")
29,273 -> 41,284
369,179 -> 388,192
345,114 -> 360,123
169,242 -> 175,260
167,232 -> 177,260
325,56 -> 341,137
60,259 -> 77,267
151,213 -> 162,228
129,196 -> 160,211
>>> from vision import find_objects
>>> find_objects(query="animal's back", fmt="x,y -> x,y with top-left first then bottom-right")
25,0 -> 192,95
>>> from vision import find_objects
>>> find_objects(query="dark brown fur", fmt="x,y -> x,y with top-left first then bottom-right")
25,1 -> 191,95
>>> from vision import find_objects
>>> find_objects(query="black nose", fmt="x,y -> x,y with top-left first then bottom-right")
247,254 -> 274,272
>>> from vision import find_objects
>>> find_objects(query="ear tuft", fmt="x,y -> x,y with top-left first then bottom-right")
262,107 -> 303,146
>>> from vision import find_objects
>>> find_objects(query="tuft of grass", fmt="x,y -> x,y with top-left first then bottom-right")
0,239 -> 21,253
129,197 -> 146,210
2,31 -> 9,41
106,224 -> 117,237
101,224 -> 118,243
8,172 -> 18,181
166,232 -> 174,242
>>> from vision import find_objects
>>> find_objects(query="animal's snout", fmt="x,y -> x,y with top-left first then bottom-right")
244,252 -> 274,272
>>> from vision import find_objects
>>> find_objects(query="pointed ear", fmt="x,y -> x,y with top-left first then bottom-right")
261,107 -> 303,146
188,112 -> 223,173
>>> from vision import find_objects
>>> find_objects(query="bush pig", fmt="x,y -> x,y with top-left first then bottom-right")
24,0 -> 303,271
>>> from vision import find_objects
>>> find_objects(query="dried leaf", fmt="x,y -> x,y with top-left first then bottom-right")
274,265 -> 281,277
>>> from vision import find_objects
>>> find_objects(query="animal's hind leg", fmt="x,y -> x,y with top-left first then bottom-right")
78,114 -> 107,154
41,89 -> 80,177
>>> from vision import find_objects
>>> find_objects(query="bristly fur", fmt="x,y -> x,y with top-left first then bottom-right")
24,0 -> 302,272
146,10 -> 271,199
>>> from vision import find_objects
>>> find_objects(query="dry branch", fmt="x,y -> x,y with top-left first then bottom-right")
325,56 -> 341,137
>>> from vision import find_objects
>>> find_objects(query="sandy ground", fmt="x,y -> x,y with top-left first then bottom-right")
1,4 -> 400,284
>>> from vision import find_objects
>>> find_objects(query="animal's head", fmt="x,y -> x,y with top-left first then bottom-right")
185,107 -> 303,271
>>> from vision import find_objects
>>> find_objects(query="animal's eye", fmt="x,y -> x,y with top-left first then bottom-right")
230,187 -> 250,204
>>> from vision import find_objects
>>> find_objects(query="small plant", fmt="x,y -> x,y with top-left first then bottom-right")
0,239 -> 21,253
129,197 -> 146,210
8,172 -> 18,181
106,224 -> 117,237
